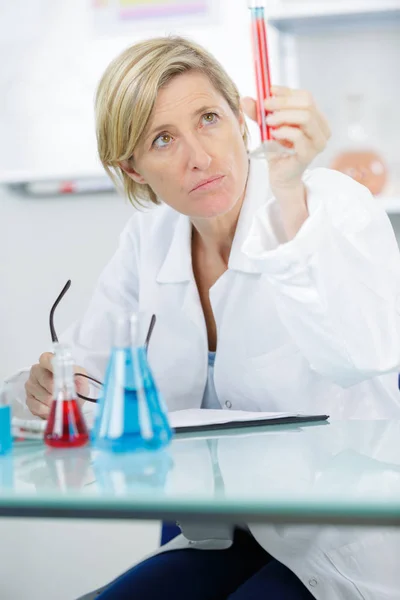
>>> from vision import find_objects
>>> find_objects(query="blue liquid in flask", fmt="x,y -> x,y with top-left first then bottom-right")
95,346 -> 172,453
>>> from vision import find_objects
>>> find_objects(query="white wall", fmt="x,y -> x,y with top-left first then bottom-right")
0,185 -> 161,600
0,186 -> 133,380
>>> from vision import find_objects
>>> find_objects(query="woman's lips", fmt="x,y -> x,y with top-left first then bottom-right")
190,175 -> 225,193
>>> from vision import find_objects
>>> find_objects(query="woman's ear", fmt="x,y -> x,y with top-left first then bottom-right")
237,107 -> 247,138
239,111 -> 246,137
119,160 -> 147,185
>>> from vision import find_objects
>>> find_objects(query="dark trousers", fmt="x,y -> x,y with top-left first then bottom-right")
97,528 -> 315,599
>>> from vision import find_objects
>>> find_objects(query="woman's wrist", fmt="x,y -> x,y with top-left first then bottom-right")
272,182 -> 309,241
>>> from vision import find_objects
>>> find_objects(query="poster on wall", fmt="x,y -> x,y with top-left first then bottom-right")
93,0 -> 217,34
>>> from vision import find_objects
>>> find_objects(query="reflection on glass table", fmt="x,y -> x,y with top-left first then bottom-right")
2,420 -> 400,525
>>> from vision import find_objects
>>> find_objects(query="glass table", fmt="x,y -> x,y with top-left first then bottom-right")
1,420 -> 400,526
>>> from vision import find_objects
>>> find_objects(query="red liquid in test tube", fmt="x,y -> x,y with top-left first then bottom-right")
250,5 -> 273,143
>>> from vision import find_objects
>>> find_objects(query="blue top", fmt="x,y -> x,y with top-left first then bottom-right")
201,352 -> 221,409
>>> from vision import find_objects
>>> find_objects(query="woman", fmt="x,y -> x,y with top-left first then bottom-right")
10,36 -> 400,598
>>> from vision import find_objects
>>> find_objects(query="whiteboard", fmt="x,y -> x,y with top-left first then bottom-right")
0,0 -> 273,184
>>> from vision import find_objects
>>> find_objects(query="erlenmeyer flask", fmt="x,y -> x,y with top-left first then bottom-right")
330,94 -> 387,195
44,344 -> 89,448
94,314 -> 173,453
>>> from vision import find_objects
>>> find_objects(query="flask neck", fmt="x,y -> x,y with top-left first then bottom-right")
346,94 -> 368,145
113,313 -> 139,348
248,0 -> 266,8
52,343 -> 77,402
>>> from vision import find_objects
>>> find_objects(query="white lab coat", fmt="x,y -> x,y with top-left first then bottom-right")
7,157 -> 400,598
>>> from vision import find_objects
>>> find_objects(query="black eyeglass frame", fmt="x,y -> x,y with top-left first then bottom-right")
49,279 -> 156,403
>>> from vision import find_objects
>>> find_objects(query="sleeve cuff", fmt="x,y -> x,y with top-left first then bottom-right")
242,198 -> 328,277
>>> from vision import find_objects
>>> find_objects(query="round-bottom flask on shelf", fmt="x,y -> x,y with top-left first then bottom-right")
330,94 -> 387,196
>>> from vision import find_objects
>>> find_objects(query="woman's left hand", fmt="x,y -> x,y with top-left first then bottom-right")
242,86 -> 331,192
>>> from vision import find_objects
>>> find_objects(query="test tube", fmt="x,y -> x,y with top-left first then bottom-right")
248,0 -> 294,157
248,0 -> 271,144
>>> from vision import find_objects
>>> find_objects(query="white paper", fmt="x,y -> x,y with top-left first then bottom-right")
169,409 -> 305,430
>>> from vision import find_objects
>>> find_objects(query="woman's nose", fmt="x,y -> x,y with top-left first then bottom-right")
185,136 -> 212,171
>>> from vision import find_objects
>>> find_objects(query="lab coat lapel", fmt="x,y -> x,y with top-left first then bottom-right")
156,212 -> 192,284
209,158 -> 275,328
155,211 -> 207,341
228,158 -> 274,275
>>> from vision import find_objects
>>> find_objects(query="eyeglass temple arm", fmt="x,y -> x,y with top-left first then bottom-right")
76,392 -> 97,404
144,314 -> 156,353
49,280 -> 71,343
75,372 -> 103,386
75,314 -> 157,390
50,279 -> 157,403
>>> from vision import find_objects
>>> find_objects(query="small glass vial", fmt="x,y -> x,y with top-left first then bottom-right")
0,385 -> 12,455
44,344 -> 89,449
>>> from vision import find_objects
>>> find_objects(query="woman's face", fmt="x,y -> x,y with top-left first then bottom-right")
126,71 -> 249,219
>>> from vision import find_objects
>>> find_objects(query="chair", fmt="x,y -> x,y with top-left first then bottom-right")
77,523 -> 182,599
160,521 -> 181,545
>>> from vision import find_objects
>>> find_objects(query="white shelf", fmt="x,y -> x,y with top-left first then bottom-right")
268,3 -> 400,33
0,168 -> 105,185
268,1 -> 400,20
0,169 -> 115,196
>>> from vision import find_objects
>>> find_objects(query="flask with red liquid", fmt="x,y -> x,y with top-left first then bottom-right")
330,94 -> 387,195
44,344 -> 89,448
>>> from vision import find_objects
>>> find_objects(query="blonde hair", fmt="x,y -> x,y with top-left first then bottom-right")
95,36 -> 248,207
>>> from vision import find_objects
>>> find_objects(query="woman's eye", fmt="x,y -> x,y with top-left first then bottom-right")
202,112 -> 219,125
153,133 -> 172,149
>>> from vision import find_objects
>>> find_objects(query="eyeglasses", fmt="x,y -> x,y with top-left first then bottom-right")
50,279 -> 156,403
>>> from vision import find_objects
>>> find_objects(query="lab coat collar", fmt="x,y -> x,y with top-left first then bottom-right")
156,212 -> 192,283
228,158 -> 272,274
156,157 -> 272,283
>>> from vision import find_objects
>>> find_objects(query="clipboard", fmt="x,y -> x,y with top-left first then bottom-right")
170,409 -> 329,434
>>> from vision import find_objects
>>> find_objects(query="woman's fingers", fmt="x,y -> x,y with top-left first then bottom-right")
269,85 -> 292,97
35,365 -> 53,395
241,96 -> 257,122
242,88 -> 331,146
25,391 -> 51,419
25,362 -> 54,418
25,376 -> 52,406
270,126 -> 315,161
265,89 -> 331,142
266,109 -> 327,152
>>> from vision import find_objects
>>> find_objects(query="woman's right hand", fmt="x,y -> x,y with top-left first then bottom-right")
25,353 -> 55,419
25,352 -> 88,419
